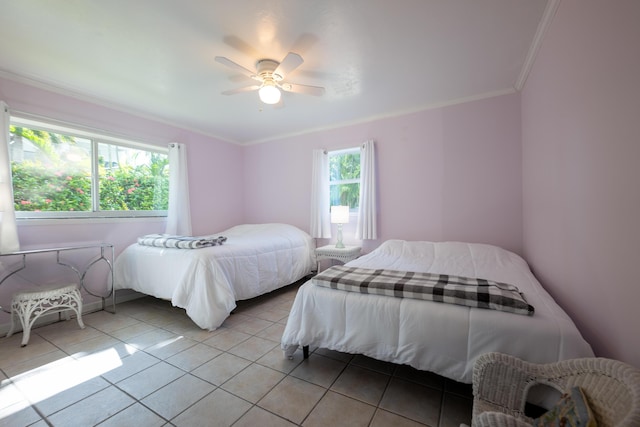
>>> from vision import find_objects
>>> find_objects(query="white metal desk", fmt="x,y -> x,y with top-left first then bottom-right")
0,243 -> 116,314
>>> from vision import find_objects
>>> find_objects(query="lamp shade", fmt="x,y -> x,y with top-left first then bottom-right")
330,205 -> 350,224
258,83 -> 281,104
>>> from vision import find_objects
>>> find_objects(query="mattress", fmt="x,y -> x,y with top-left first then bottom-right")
114,223 -> 315,330
281,240 -> 594,383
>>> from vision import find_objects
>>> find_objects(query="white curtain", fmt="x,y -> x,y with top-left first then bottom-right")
0,101 -> 20,254
165,142 -> 192,236
310,149 -> 331,238
356,140 -> 377,240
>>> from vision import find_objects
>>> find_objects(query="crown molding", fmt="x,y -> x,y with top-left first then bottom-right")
0,69 -> 238,145
515,0 -> 561,91
246,88 -> 517,145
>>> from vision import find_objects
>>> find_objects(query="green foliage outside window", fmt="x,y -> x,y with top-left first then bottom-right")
11,162 -> 92,211
329,151 -> 361,209
99,159 -> 169,211
11,160 -> 169,212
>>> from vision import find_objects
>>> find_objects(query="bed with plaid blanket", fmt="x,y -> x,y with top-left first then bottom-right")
312,265 -> 534,316
283,240 -> 594,384
137,234 -> 227,249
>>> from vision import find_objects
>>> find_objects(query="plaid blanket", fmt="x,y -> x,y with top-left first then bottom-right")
137,234 -> 227,249
312,266 -> 534,316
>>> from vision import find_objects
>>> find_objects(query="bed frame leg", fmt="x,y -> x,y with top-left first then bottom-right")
303,345 -> 309,359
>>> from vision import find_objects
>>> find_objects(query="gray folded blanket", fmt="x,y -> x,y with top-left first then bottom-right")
312,265 -> 534,316
137,234 -> 227,249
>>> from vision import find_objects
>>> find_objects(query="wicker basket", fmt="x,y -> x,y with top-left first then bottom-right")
471,352 -> 640,427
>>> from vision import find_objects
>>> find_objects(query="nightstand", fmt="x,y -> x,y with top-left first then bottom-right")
315,244 -> 362,272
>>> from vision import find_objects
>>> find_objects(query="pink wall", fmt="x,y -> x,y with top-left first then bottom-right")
0,77 -> 244,320
244,93 -> 523,255
522,0 -> 640,366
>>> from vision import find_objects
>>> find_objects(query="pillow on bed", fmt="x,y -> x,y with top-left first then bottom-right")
533,386 -> 597,427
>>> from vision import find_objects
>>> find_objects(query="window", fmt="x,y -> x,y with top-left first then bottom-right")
9,116 -> 169,218
329,147 -> 360,210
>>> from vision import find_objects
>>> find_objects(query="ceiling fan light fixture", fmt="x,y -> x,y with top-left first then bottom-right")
258,82 -> 281,104
217,52 -> 324,105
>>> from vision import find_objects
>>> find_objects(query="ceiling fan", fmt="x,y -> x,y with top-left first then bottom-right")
215,52 -> 325,105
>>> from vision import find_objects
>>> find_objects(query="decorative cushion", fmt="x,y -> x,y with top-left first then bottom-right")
533,386 -> 597,427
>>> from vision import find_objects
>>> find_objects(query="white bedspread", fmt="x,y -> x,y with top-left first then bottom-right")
114,223 -> 315,330
281,240 -> 594,383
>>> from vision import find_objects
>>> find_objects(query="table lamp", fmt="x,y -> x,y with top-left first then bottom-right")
330,205 -> 350,248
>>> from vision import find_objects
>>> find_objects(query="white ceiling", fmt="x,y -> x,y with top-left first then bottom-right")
0,0 -> 551,144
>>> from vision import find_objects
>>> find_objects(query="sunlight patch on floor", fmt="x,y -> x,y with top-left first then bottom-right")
148,335 -> 185,350
5,347 -> 124,414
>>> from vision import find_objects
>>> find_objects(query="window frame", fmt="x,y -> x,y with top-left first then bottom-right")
9,114 -> 169,220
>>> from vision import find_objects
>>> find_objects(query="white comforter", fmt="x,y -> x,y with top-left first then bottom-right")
114,223 -> 315,330
281,240 -> 594,383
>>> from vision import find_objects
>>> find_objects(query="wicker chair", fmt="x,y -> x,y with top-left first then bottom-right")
470,352 -> 640,427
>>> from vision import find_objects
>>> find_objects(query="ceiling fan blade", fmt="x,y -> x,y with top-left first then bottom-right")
274,52 -> 303,79
280,82 -> 325,96
215,56 -> 256,79
221,85 -> 261,95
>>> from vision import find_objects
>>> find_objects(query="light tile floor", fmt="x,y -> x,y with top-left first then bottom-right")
0,281 -> 472,427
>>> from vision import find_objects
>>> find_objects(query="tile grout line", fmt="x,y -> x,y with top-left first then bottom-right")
297,350 -> 353,426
